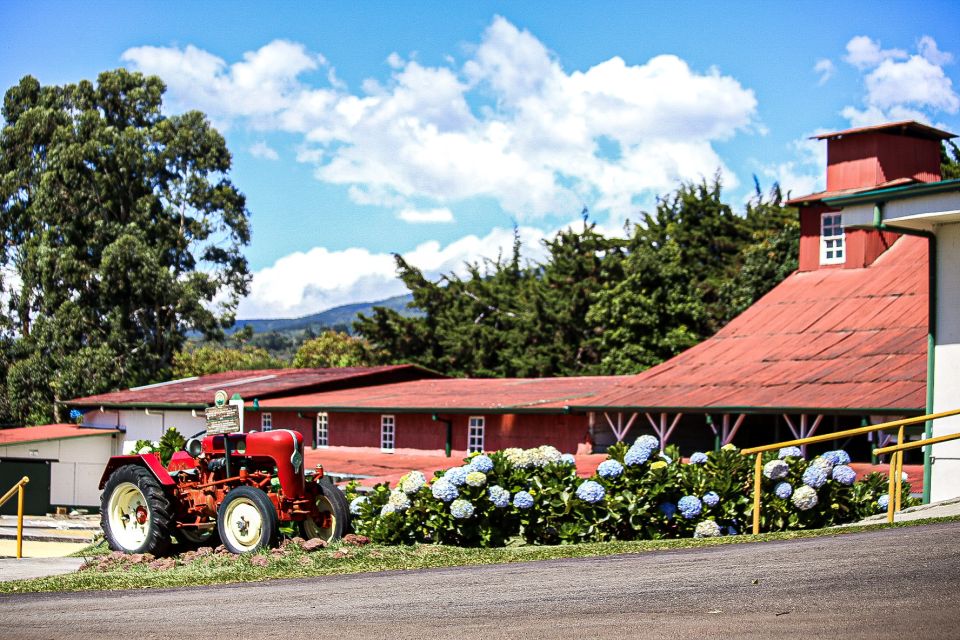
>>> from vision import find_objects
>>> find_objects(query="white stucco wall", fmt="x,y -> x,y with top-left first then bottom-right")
82,408 -> 206,453
0,433 -> 119,507
931,222 -> 960,501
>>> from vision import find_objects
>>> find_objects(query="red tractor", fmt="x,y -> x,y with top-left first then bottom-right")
99,429 -> 350,555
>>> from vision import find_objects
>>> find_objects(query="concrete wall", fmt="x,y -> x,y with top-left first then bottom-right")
0,434 -> 119,507
931,222 -> 960,501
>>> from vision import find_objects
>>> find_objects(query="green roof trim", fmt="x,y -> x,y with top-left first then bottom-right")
823,178 -> 960,206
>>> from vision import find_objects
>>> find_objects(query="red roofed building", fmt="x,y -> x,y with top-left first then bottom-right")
67,365 -> 441,452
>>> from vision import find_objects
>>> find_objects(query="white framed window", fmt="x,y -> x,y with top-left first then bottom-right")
315,413 -> 329,448
261,412 -> 272,431
468,416 -> 485,453
380,415 -> 395,452
820,213 -> 845,265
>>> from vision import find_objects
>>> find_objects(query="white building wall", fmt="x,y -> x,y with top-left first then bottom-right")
931,222 -> 960,501
82,408 -> 206,453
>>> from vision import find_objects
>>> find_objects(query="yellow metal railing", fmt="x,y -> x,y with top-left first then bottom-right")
874,431 -> 960,524
0,476 -> 30,559
741,408 -> 960,535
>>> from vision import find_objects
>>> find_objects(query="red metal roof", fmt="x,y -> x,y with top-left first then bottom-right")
0,424 -> 120,446
66,365 -> 441,408
256,376 -> 625,413
812,120 -> 955,141
785,178 -> 917,206
573,235 -> 928,414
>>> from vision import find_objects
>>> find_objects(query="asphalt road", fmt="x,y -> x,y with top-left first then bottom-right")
3,521 -> 960,640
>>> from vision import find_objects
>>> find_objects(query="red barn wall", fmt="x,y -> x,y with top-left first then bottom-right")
248,409 -> 590,453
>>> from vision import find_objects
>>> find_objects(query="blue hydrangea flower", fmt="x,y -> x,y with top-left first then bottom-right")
443,466 -> 469,487
487,485 -> 510,508
467,454 -> 494,473
575,480 -> 606,504
763,460 -> 789,480
702,491 -> 720,508
659,452 -> 673,464
597,459 -> 624,479
513,490 -> 534,509
877,494 -> 890,511
778,446 -> 803,459
400,471 -> 426,495
792,485 -> 818,511
802,462 -> 829,489
349,496 -> 368,516
624,446 -> 652,466
811,455 -> 835,473
689,452 -> 708,464
560,453 -> 576,465
678,495 -> 703,519
694,520 -> 722,538
380,503 -> 396,516
634,435 -> 659,451
431,478 -> 459,502
465,471 -> 487,487
823,450 -> 851,466
774,482 -> 793,499
450,498 -> 475,519
831,464 -> 856,486
658,502 -> 677,519
69,409 -> 83,421
727,525 -> 738,535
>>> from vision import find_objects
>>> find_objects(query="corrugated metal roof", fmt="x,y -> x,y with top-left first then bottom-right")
256,376 -> 626,413
573,235 -> 928,414
66,365 -> 441,408
812,120 -> 955,141
0,424 -> 120,446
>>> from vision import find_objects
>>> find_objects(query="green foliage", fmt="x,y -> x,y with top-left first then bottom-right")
291,331 -> 372,368
132,427 -> 187,466
941,141 -> 960,180
357,177 -> 797,377
172,345 -> 283,377
0,70 -> 251,424
349,444 -> 905,548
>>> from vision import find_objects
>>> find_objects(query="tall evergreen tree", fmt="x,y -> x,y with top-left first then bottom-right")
0,70 -> 251,423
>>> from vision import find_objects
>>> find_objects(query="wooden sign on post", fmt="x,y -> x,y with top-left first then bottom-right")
206,390 -> 240,435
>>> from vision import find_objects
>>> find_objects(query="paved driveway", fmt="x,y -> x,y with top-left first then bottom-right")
2,521 -> 959,639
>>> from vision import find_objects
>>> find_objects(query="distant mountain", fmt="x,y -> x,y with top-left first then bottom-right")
228,294 -> 416,335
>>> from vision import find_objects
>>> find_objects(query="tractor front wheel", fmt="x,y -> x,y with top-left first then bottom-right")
301,478 -> 351,543
217,486 -> 278,554
101,465 -> 173,556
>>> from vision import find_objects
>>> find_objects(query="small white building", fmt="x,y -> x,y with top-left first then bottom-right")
0,424 -> 120,514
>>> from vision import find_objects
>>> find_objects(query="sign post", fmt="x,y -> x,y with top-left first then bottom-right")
205,390 -> 242,479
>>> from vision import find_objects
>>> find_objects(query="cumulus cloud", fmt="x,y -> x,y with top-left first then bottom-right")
236,225 -> 551,318
397,207 -> 455,223
123,15 -> 757,222
761,133 -> 827,199
814,59 -> 835,85
249,141 -> 279,160
840,35 -> 958,126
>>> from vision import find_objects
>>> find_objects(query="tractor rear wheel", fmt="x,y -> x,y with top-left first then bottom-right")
301,478 -> 351,543
217,486 -> 278,554
101,465 -> 173,556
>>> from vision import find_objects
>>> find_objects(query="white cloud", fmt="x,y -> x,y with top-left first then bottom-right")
761,133 -> 828,199
840,35 -> 959,126
249,141 -> 279,160
397,207 -> 455,223
236,225 -> 551,319
814,58 -> 835,85
843,35 -> 907,70
123,16 -> 758,222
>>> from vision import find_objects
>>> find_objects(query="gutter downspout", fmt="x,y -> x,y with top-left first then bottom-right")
873,203 -> 936,503
432,414 -> 453,458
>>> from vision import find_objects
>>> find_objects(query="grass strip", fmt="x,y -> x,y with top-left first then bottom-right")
4,514 -> 959,595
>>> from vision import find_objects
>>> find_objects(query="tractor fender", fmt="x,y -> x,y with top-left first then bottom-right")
99,454 -> 176,490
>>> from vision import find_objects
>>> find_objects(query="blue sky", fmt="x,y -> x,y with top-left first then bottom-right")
3,1 -> 959,318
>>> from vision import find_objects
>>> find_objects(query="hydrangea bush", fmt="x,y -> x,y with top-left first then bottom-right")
346,442 -> 916,547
